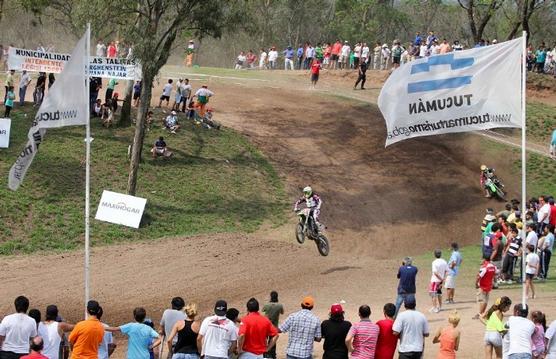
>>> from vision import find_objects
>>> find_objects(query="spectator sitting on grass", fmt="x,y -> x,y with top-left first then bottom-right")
164,111 -> 181,134
92,99 -> 102,118
101,102 -> 113,128
151,136 -> 172,159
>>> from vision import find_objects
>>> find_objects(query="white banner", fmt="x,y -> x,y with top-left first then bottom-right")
95,190 -> 147,228
0,118 -> 11,148
378,38 -> 522,146
8,31 -> 88,191
8,47 -> 140,79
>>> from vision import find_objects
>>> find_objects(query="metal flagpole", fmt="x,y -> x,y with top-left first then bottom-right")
85,23 -> 92,316
521,30 -> 527,306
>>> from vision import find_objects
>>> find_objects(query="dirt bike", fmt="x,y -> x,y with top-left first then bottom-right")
484,175 -> 506,200
295,208 -> 330,256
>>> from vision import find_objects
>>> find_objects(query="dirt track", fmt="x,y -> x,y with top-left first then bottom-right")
0,68 -> 550,358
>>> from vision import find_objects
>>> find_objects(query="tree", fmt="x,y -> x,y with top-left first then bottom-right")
506,0 -> 547,40
457,0 -> 505,43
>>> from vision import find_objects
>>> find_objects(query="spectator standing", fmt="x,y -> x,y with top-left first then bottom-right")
481,296 -> 511,358
540,224 -> 555,279
0,296 -> 38,359
380,44 -> 391,70
133,80 -> 141,107
97,307 -> 116,359
166,303 -> 201,359
535,45 -> 547,73
525,244 -> 540,299
96,40 -> 106,57
353,43 -> 361,69
391,42 -> 403,69
33,72 -> 46,107
68,300 -> 105,359
551,130 -> 556,158
506,304 -> 534,359
107,42 -> 117,58
38,305 -> 74,359
310,60 -> 321,89
445,243 -> 463,304
475,255 -> 496,319
18,70 -> 31,106
502,226 -> 523,283
296,45 -> 304,70
278,296 -> 321,359
268,47 -> 278,70
259,48 -> 268,70
5,69 -> 14,103
262,291 -> 283,359
160,297 -> 186,358
105,78 -> 118,103
432,311 -> 460,359
107,307 -> 161,359
429,249 -> 448,313
395,257 -> 418,317
235,51 -> 246,70
392,295 -> 429,359
321,304 -> 351,359
375,303 -> 398,359
549,198 -> 556,227
330,40 -> 342,70
194,85 -> 214,117
284,47 -> 295,71
373,43 -> 382,70
237,298 -> 278,359
180,79 -> 192,112
159,79 -> 173,108
47,74 -> 55,90
4,86 -> 14,117
544,318 -> 556,358
345,305 -> 379,359
20,337 -> 47,359
304,44 -> 315,70
353,61 -> 367,90
531,311 -> 546,358
197,300 -> 238,359
414,32 -> 422,46
361,43 -> 370,65
526,223 -> 539,250
538,196 -> 551,234
339,42 -> 350,70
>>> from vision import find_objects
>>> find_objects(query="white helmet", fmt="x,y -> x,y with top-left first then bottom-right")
303,186 -> 312,197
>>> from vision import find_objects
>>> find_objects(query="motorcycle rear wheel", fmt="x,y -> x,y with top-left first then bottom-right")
296,223 -> 305,244
316,234 -> 330,256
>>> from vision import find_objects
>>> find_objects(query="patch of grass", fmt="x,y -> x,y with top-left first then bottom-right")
526,102 -> 556,144
0,105 -> 287,255
162,66 -> 270,80
513,153 -> 556,197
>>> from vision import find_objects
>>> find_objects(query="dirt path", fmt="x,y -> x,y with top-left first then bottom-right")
1,67 -> 554,358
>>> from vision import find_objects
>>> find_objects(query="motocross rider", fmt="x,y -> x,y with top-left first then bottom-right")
293,186 -> 322,227
480,165 -> 496,198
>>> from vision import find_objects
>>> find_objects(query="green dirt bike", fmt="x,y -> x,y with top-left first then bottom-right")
295,208 -> 330,256
484,175 -> 506,201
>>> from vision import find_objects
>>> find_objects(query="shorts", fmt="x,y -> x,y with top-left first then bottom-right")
429,281 -> 442,296
477,289 -> 489,303
160,95 -> 170,101
393,56 -> 401,64
331,54 -> 339,61
445,275 -> 456,289
526,273 -> 535,280
311,73 -> 319,82
339,55 -> 348,63
484,331 -> 503,347
133,93 -> 140,100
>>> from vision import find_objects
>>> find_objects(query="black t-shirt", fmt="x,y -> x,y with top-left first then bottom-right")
321,319 -> 352,359
360,62 -> 367,74
155,140 -> 166,148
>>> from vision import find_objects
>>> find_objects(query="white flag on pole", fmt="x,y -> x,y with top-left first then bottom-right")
8,31 -> 88,190
378,38 -> 522,147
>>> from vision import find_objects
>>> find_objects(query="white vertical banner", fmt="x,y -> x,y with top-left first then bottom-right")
378,38 -> 523,146
8,31 -> 89,190
0,118 -> 11,148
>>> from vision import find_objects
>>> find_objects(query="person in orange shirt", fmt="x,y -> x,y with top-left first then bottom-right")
68,301 -> 105,359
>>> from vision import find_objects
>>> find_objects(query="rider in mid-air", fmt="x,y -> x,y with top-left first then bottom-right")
480,164 -> 496,197
293,186 -> 323,227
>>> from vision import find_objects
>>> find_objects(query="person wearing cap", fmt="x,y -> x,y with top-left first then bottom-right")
278,296 -> 321,359
160,297 -> 186,358
197,300 -> 238,359
20,336 -> 47,359
320,304 -> 351,359
345,305 -> 379,359
395,257 -> 418,317
392,295 -> 429,359
37,305 -> 75,359
0,296 -> 38,358
68,300 -> 105,359
106,307 -> 161,359
237,298 -> 278,359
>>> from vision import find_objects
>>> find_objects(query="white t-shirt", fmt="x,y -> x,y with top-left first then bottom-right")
199,315 -> 238,358
539,204 -> 551,224
38,321 -> 61,359
162,83 -> 173,97
507,316 -> 535,355
236,55 -> 246,64
545,320 -> 556,358
361,46 -> 370,58
195,88 -> 214,98
181,84 -> 192,98
96,43 -> 106,57
526,231 -> 539,248
259,52 -> 267,64
526,252 -> 540,275
392,310 -> 429,353
341,45 -> 351,57
19,73 -> 30,89
268,51 -> 278,61
430,258 -> 448,283
354,45 -> 361,57
419,45 -> 427,57
0,313 -> 38,354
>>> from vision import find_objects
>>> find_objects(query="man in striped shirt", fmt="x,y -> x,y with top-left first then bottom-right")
278,296 -> 321,359
345,305 -> 379,359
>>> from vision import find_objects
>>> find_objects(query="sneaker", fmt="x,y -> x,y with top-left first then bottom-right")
434,307 -> 441,313
429,307 -> 435,313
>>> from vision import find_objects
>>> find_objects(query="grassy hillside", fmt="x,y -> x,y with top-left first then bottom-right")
0,105 -> 287,255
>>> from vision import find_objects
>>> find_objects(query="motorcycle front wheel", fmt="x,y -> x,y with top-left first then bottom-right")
495,188 -> 506,201
296,223 -> 305,244
316,234 -> 330,256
